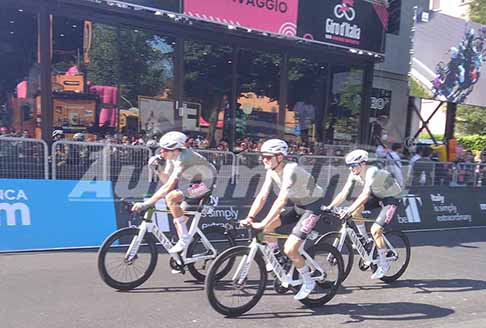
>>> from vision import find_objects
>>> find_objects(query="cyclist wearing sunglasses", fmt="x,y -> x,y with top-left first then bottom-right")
132,131 -> 216,253
326,149 -> 402,279
240,139 -> 325,300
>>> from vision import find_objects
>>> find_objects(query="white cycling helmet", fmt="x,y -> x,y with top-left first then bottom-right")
345,149 -> 369,165
52,130 -> 64,138
260,139 -> 288,156
159,131 -> 187,150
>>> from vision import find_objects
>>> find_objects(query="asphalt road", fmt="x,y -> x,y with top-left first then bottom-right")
2,228 -> 486,328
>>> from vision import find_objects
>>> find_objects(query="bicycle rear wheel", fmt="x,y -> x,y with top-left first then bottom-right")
186,226 -> 236,282
298,241 -> 344,307
205,246 -> 267,317
318,231 -> 354,282
97,227 -> 158,290
380,230 -> 411,283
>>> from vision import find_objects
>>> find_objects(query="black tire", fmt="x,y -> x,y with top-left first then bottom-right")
318,231 -> 354,283
186,226 -> 236,282
97,227 -> 158,290
298,242 -> 344,308
380,230 -> 411,283
205,246 -> 267,317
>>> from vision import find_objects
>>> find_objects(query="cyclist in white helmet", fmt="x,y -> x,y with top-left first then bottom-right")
132,131 -> 216,253
326,149 -> 402,279
240,138 -> 325,300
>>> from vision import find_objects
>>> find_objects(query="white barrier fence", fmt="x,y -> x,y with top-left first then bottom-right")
1,137 -> 485,188
0,137 -> 49,179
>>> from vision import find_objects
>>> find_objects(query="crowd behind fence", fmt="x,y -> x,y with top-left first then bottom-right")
2,137 -> 486,189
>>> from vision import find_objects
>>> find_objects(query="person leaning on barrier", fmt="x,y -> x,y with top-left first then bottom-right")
239,139 -> 325,301
52,130 -> 68,167
132,131 -> 217,255
325,149 -> 402,280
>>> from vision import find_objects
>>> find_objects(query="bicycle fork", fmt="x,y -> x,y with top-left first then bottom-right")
126,222 -> 148,262
232,243 -> 259,285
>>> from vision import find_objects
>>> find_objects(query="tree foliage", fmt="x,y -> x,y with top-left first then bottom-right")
456,103 -> 486,135
469,0 -> 486,25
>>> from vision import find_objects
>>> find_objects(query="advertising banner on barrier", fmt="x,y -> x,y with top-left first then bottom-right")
389,187 -> 486,230
0,179 -> 117,252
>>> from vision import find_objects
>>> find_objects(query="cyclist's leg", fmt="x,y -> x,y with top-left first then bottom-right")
263,218 -> 282,247
166,190 -> 186,238
284,208 -> 320,300
370,198 -> 398,279
351,204 -> 368,239
372,198 -> 398,249
284,209 -> 319,268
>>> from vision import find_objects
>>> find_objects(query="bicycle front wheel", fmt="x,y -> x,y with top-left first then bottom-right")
318,231 -> 354,282
205,246 -> 267,317
97,227 -> 158,290
299,241 -> 344,307
186,226 -> 236,282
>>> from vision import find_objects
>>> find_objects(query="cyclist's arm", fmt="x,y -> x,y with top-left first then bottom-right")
329,177 -> 353,208
156,171 -> 170,184
260,189 -> 289,227
346,189 -> 371,215
144,174 -> 178,207
247,173 -> 272,220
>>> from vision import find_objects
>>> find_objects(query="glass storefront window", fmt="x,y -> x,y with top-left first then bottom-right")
51,16 -> 175,141
183,41 -> 233,149
327,66 -> 364,145
0,8 -> 38,138
287,57 -> 327,154
236,49 -> 281,151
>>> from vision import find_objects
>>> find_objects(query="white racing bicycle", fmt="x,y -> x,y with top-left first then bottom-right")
97,197 -> 236,290
205,226 -> 344,317
319,208 -> 411,283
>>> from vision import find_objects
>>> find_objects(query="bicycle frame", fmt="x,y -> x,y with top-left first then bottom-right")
334,221 -> 399,267
125,207 -> 218,266
233,233 -> 326,288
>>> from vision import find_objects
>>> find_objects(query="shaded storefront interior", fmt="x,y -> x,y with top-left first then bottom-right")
0,0 -> 389,151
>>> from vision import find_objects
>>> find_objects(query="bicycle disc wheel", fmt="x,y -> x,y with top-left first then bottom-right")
380,230 -> 411,283
186,226 -> 236,282
205,246 -> 267,317
298,242 -> 344,308
318,231 -> 354,282
97,227 -> 158,290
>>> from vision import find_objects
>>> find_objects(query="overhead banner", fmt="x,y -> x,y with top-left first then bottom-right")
184,0 -> 300,36
0,179 -> 117,252
184,0 -> 387,54
297,0 -> 388,53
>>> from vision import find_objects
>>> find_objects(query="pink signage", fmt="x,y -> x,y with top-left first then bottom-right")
184,0 -> 299,37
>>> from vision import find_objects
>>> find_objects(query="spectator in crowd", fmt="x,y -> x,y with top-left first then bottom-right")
410,146 -> 434,186
385,143 -> 404,188
0,126 -> 10,137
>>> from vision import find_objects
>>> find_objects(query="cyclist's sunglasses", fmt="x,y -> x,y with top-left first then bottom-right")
261,154 -> 275,161
160,147 -> 174,153
347,163 -> 360,169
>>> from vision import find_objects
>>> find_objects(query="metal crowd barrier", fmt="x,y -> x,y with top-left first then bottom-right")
195,149 -> 236,184
52,141 -> 108,180
52,141 -> 152,183
2,136 -> 485,189
0,137 -> 49,179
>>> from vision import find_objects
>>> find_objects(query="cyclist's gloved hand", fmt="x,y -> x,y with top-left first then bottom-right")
321,205 -> 332,212
132,202 -> 150,213
239,217 -> 254,227
148,155 -> 163,172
